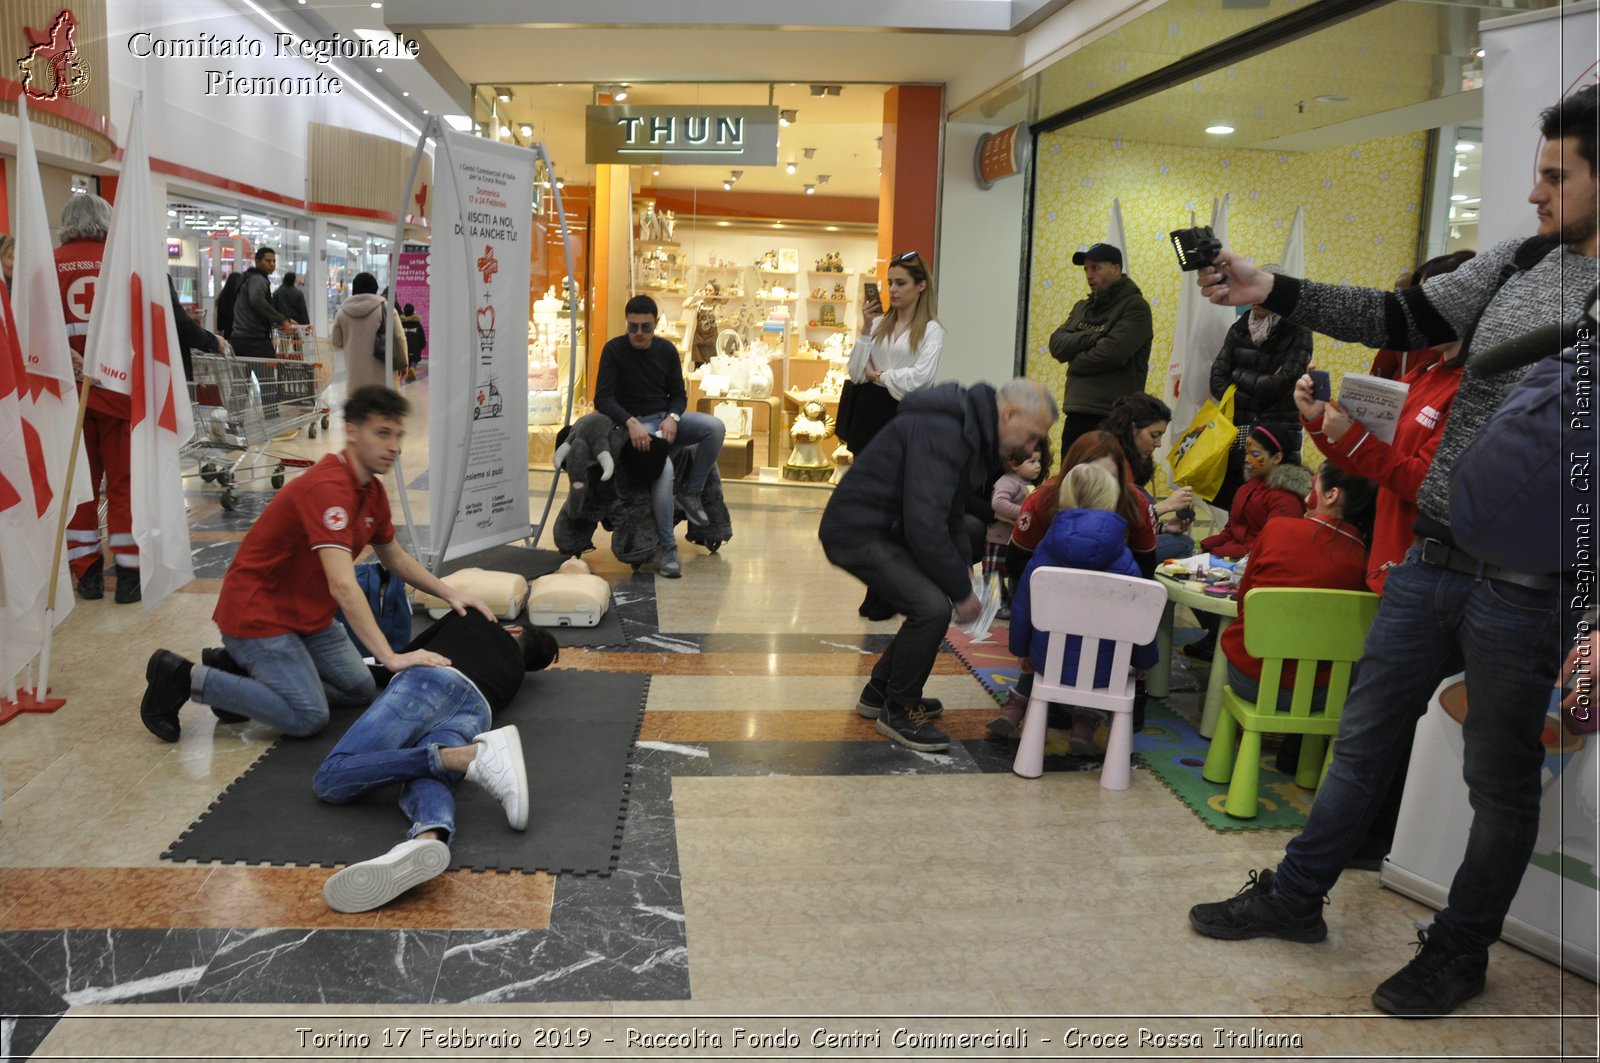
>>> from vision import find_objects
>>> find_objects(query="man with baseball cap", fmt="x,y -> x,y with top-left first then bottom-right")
1049,242 -> 1153,451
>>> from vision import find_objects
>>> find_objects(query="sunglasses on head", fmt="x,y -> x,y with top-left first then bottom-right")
891,250 -> 921,265
626,321 -> 655,334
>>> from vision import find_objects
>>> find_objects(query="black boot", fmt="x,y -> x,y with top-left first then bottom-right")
113,564 -> 141,604
140,650 -> 193,742
76,557 -> 104,600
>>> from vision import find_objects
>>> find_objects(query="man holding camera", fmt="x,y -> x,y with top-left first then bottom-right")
1049,243 -> 1153,452
1185,85 -> 1599,1018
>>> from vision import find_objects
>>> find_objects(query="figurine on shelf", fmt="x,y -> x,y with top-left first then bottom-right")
783,399 -> 835,482
661,209 -> 676,241
832,282 -> 846,300
757,249 -> 779,271
819,304 -> 838,327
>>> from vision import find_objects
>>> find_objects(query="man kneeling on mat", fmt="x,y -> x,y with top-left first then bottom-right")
313,610 -> 559,912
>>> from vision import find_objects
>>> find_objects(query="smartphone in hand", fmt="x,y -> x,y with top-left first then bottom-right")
863,281 -> 881,312
1309,369 -> 1332,402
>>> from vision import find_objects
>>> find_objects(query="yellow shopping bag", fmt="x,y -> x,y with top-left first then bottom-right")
1168,385 -> 1236,501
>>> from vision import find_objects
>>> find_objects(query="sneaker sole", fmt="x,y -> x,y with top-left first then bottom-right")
1371,976 -> 1485,1018
1187,910 -> 1328,943
874,718 -> 950,752
855,700 -> 944,720
323,839 -> 450,913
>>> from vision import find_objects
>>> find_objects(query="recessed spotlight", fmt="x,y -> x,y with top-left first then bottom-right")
785,162 -> 796,174
804,184 -> 815,195
825,225 -> 838,232
402,91 -> 410,97
370,2 -> 382,8
717,221 -> 731,227
167,209 -> 176,217
779,109 -> 797,126
1455,140 -> 1476,153
817,174 -> 830,185
495,86 -> 512,102
1205,124 -> 1234,135
1450,193 -> 1468,202
519,124 -> 533,138
421,109 -> 429,114
652,168 -> 660,176
802,147 -> 816,159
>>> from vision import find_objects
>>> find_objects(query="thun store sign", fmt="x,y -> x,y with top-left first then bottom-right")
586,105 -> 778,166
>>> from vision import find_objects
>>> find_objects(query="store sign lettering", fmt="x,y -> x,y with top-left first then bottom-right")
586,106 -> 778,167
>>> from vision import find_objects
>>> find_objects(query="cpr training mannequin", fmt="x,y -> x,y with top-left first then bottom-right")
527,557 -> 612,628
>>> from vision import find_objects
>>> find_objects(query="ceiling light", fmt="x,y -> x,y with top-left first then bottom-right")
817,174 -> 830,185
167,209 -> 176,217
1450,193 -> 1468,202
825,225 -> 839,232
421,109 -> 429,115
402,91 -> 410,97
723,180 -> 732,191
808,84 -> 842,97
370,1 -> 382,7
495,86 -> 512,102
613,84 -> 629,102
555,177 -> 564,189
519,124 -> 533,138
1205,124 -> 1234,135
717,221 -> 731,227
804,184 -> 815,195
1455,140 -> 1477,153
1313,94 -> 1352,104
652,169 -> 660,176
730,170 -> 743,182
785,162 -> 796,174
1473,48 -> 1486,58
779,109 -> 797,126
802,147 -> 816,159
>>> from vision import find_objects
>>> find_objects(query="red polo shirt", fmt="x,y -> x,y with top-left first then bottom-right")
214,453 -> 395,638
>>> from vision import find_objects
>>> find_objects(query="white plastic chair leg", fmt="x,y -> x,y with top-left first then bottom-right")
1012,694 -> 1048,778
1100,706 -> 1134,790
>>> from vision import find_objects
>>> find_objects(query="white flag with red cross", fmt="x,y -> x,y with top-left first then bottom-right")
0,286 -> 54,676
80,96 -> 194,607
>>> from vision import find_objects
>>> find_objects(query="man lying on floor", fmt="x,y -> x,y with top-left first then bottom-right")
312,609 -> 559,912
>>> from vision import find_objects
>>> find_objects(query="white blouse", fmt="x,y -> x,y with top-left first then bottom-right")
846,320 -> 946,401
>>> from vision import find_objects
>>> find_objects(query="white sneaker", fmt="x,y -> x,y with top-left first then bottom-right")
323,837 -> 450,913
465,725 -> 529,830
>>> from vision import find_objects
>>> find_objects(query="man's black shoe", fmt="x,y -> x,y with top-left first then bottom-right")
1181,633 -> 1217,660
140,650 -> 193,742
1371,926 -> 1487,1018
1188,868 -> 1328,942
676,490 -> 710,526
856,683 -> 943,720
113,564 -> 141,604
200,648 -> 250,723
76,557 -> 104,601
875,704 -> 950,752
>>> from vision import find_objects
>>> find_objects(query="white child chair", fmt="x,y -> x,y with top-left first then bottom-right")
1012,567 -> 1168,789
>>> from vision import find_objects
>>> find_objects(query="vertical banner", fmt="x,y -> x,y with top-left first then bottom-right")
429,130 -> 533,563
395,243 -> 431,360
1479,3 -> 1599,248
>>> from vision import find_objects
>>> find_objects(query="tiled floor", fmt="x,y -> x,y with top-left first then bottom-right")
1,373 -> 1595,1061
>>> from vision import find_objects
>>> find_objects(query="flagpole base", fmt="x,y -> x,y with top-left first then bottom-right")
12,688 -> 65,714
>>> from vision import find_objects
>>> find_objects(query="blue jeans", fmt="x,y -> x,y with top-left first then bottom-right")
202,624 -> 376,737
1156,532 -> 1194,563
634,411 -> 725,547
1273,548 -> 1565,951
822,536 -> 952,711
1225,662 -> 1330,713
312,667 -> 491,841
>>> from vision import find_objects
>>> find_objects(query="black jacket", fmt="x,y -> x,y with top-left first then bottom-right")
1209,314 -> 1314,450
818,381 -> 1000,601
272,281 -> 310,325
1048,274 -> 1153,416
168,275 -> 217,378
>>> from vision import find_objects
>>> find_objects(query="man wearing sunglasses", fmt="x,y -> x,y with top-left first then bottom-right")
593,294 -> 726,578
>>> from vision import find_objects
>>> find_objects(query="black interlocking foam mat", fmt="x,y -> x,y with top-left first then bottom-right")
434,544 -> 653,648
162,670 -> 649,876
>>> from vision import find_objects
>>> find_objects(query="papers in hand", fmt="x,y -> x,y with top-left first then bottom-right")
1337,373 -> 1410,445
955,572 -> 1003,641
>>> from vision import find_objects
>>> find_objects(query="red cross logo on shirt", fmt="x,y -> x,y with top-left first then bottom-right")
65,276 -> 95,321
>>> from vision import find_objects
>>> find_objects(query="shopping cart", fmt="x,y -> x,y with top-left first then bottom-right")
184,332 -> 335,511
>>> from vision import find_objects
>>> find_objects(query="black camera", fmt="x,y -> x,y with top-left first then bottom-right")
1170,226 -> 1223,272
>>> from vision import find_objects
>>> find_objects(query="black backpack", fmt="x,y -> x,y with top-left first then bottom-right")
372,304 -> 389,361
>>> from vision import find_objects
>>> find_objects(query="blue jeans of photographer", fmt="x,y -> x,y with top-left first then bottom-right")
1271,546 -> 1565,951
312,667 -> 491,841
633,411 -> 726,547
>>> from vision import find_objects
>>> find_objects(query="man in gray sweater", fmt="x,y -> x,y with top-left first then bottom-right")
1186,85 -> 1598,1018
231,246 -> 298,359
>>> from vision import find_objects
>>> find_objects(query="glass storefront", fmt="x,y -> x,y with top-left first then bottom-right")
166,195 -> 310,331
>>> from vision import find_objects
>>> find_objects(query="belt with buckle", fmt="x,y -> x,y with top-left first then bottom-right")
1415,537 -> 1556,592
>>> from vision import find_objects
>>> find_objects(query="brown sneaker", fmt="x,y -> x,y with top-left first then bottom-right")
986,687 -> 1029,737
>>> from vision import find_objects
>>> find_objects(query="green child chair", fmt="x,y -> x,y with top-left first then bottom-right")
1201,587 -> 1380,819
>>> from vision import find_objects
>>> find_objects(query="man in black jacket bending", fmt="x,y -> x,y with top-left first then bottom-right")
820,378 -> 1057,751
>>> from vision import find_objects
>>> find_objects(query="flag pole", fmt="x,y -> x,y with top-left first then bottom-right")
12,374 -> 94,715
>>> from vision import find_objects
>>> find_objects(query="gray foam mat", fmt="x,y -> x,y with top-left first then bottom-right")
162,670 -> 649,876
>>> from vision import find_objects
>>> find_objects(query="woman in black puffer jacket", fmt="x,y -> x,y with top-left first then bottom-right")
1207,265 -> 1313,510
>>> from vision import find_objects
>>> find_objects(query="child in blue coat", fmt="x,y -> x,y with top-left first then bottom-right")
1008,463 -> 1158,754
